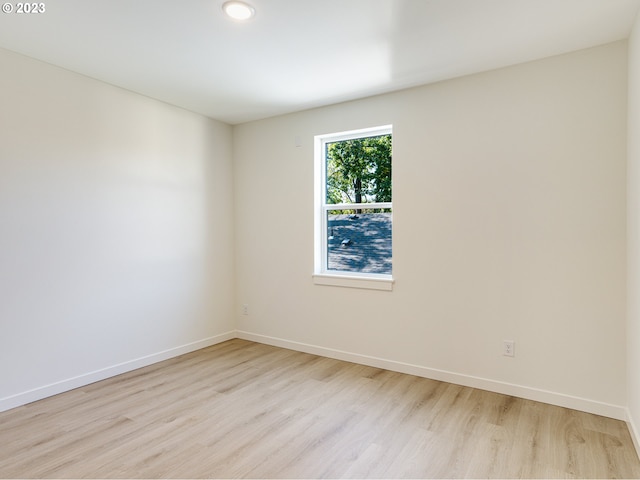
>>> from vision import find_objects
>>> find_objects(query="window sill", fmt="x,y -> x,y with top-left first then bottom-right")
312,273 -> 394,291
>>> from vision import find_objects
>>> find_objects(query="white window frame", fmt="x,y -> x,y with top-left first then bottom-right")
313,125 -> 394,291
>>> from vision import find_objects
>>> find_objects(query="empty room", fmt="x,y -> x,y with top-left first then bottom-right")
3,0 -> 640,478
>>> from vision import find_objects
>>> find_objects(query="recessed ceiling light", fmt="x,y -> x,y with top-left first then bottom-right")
222,1 -> 255,21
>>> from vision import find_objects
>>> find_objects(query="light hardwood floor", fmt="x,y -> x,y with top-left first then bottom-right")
1,339 -> 639,478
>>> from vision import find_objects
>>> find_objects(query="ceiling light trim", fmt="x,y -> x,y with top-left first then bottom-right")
222,1 -> 255,21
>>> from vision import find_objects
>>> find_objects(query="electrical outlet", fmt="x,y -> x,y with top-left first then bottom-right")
503,340 -> 515,357
242,304 -> 249,315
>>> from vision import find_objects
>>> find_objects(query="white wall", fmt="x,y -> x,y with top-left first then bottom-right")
0,48 -> 235,410
234,42 -> 628,418
628,10 -> 640,448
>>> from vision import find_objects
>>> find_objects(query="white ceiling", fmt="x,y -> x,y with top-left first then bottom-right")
1,0 -> 639,124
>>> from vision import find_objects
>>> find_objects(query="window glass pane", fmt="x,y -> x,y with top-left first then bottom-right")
326,209 -> 392,275
325,134 -> 392,205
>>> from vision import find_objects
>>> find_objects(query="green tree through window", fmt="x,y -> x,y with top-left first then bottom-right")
326,134 -> 392,206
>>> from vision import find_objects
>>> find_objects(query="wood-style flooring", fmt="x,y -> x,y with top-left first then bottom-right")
1,339 -> 639,478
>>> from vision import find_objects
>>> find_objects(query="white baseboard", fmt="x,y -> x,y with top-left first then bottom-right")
0,331 -> 236,413
236,330 -> 627,421
627,408 -> 640,458
2,329 -> 628,423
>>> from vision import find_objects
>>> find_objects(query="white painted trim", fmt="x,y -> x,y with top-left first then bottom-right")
0,331 -> 236,413
312,273 -> 394,291
324,202 -> 392,211
315,125 -> 394,144
627,408 -> 640,458
236,330 -> 627,421
2,329 -> 628,423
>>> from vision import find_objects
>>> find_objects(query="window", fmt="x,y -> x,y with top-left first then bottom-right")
314,125 -> 393,290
